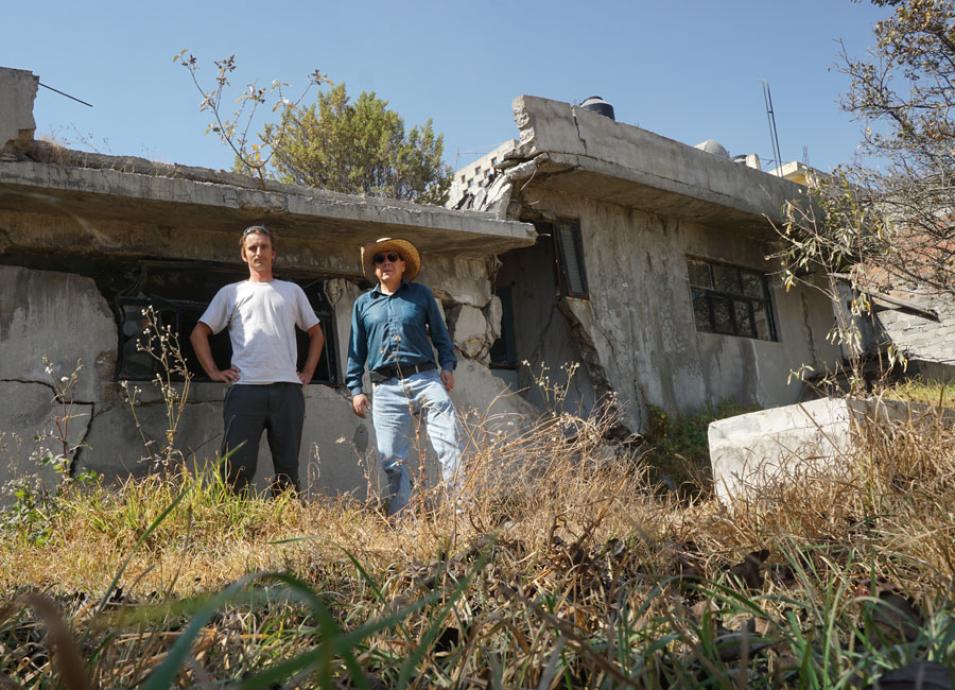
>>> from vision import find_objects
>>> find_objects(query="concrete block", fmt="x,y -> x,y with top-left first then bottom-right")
0,266 -> 116,402
447,304 -> 489,360
708,397 -> 950,504
0,67 -> 38,157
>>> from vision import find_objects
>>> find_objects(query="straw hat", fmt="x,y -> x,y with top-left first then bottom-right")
361,237 -> 421,281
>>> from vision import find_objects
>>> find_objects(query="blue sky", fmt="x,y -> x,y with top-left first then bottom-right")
3,1 -> 890,174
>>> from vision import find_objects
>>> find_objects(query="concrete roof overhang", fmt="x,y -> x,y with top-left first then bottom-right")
0,153 -> 536,259
508,96 -> 809,234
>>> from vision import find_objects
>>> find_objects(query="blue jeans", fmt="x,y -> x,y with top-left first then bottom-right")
372,369 -> 462,515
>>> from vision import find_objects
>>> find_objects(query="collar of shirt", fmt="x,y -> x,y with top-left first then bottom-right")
371,280 -> 410,298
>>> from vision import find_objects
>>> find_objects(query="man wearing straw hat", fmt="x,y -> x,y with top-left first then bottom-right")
346,237 -> 462,515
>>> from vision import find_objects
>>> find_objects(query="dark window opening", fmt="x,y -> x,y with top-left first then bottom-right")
115,264 -> 337,384
489,286 -> 517,368
537,219 -> 589,299
687,257 -> 777,341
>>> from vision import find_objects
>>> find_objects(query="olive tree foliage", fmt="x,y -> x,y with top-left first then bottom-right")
776,0 -> 955,306
176,52 -> 452,204
261,83 -> 452,204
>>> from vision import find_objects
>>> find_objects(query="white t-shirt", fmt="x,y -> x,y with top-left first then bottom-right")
199,279 -> 320,385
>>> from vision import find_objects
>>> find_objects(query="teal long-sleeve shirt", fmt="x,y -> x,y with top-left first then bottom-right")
346,281 -> 457,395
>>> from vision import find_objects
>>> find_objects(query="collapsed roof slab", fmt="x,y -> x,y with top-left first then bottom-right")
0,150 -> 536,273
509,95 -> 807,232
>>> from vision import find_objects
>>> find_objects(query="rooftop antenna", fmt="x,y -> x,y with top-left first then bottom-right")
38,82 -> 93,108
762,81 -> 783,176
802,144 -> 810,166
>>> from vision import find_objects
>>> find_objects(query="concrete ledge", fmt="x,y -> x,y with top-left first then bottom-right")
511,95 -> 804,228
0,156 -> 536,259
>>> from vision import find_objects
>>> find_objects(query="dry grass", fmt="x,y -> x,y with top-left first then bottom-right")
1,397 -> 954,688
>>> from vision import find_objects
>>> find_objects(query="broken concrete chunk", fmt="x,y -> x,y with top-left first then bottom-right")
708,397 -> 953,504
447,304 -> 489,361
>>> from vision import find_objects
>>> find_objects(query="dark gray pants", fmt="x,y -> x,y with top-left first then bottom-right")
221,382 -> 305,493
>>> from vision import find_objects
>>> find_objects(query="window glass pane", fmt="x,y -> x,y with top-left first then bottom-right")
691,288 -> 711,331
734,300 -> 755,338
713,264 -> 741,294
711,295 -> 734,334
687,259 -> 712,288
740,271 -> 766,298
753,301 -> 772,340
556,221 -> 588,297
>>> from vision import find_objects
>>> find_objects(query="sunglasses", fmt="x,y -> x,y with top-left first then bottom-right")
242,225 -> 271,237
373,252 -> 401,264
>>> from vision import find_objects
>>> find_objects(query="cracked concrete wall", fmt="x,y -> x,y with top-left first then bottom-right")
0,258 -> 537,498
517,188 -> 842,430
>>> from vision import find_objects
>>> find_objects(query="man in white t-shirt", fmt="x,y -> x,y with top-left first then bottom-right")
190,225 -> 324,493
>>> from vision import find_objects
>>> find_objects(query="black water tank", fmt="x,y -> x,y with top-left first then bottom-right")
580,96 -> 615,120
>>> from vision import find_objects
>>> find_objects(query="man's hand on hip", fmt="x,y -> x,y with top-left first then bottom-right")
298,369 -> 314,388
212,367 -> 241,384
441,369 -> 455,392
351,393 -> 370,418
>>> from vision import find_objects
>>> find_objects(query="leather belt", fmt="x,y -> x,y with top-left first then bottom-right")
370,361 -> 436,383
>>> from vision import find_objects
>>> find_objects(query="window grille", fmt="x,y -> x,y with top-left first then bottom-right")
116,266 -> 337,384
686,257 -> 777,341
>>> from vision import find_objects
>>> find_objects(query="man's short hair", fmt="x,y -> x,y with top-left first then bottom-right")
239,224 -> 277,250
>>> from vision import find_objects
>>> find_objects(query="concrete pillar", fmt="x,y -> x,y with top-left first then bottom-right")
0,66 -> 39,157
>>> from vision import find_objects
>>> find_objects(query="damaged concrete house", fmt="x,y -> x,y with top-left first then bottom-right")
2,65 -> 845,495
449,95 -> 842,433
0,67 -> 536,496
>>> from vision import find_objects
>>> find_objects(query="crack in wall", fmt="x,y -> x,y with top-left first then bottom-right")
0,377 -> 95,405
69,401 -> 95,477
569,106 -> 590,156
799,290 -> 820,370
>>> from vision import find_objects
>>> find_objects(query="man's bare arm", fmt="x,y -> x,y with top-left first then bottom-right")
298,324 -> 325,386
189,322 -> 240,383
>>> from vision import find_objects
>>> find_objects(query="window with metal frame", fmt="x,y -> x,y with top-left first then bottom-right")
115,266 -> 337,384
549,219 -> 589,299
686,257 -> 777,341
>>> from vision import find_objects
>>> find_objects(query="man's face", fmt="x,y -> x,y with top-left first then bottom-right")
374,251 -> 406,282
241,231 -> 276,273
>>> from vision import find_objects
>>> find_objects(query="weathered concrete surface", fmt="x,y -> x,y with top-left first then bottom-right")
0,265 -> 116,402
78,383 -> 375,498
709,398 -> 852,503
420,257 -> 494,308
0,156 -> 536,263
451,358 -> 540,434
448,305 -> 489,361
507,95 -> 804,231
0,381 -> 92,497
493,237 -> 600,418
708,397 -> 952,504
0,68 -> 37,156
507,188 -> 841,430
